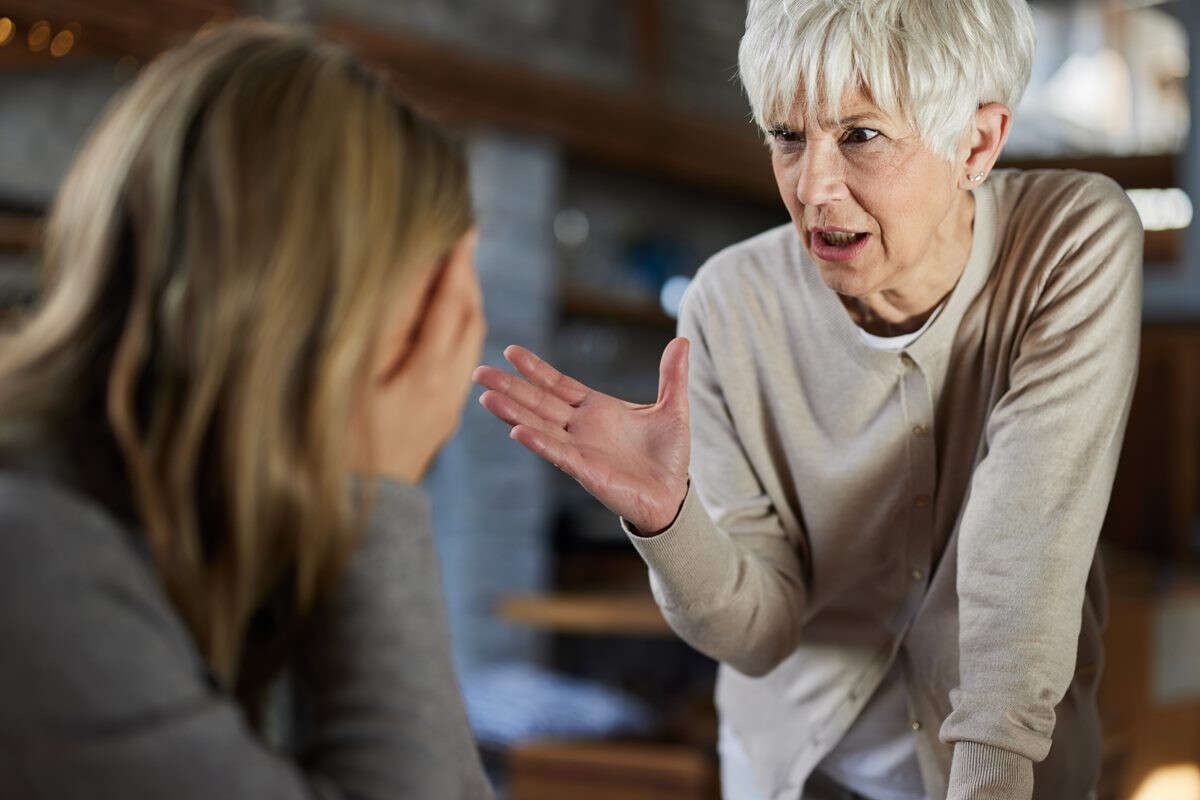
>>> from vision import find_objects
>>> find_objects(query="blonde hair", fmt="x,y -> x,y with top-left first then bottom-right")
738,0 -> 1036,161
0,22 -> 472,687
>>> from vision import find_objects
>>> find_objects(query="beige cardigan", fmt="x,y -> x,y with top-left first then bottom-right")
626,170 -> 1143,799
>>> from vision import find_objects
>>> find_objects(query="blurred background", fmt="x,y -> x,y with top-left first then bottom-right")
1,1 -> 1198,798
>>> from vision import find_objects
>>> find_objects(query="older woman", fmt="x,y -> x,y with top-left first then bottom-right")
475,1 -> 1141,799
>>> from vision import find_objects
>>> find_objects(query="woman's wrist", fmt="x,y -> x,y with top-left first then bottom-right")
628,479 -> 690,537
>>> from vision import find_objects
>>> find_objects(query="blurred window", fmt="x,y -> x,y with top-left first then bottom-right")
1011,0 -> 1189,156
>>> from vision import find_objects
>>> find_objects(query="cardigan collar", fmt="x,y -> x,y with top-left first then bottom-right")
800,181 -> 1000,374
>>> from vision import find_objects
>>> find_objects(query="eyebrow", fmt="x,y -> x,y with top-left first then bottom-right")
770,111 -> 883,132
834,113 -> 880,128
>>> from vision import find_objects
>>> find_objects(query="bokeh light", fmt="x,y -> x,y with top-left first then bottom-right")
1131,763 -> 1200,800
49,29 -> 74,58
554,208 -> 590,248
659,275 -> 691,319
27,20 -> 51,52
1127,188 -> 1195,231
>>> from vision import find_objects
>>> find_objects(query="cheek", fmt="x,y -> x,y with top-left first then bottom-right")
771,155 -> 803,219
852,168 -> 946,253
860,193 -> 907,246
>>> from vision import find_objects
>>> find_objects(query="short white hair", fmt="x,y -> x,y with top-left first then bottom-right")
738,0 -> 1036,162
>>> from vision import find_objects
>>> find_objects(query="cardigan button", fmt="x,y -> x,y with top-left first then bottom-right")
911,720 -> 922,731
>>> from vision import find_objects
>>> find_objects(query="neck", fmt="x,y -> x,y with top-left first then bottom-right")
843,189 -> 976,336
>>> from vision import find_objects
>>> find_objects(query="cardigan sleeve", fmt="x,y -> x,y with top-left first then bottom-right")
0,475 -> 492,800
623,280 -> 810,677
940,176 -> 1143,799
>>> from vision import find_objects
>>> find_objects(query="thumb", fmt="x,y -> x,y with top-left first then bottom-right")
656,337 -> 690,411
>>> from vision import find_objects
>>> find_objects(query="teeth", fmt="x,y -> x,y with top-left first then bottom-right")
820,231 -> 862,246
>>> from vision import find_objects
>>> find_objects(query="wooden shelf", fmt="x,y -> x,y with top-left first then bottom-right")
560,289 -> 676,329
509,739 -> 717,800
997,153 -> 1177,191
0,212 -> 44,253
499,592 -> 673,637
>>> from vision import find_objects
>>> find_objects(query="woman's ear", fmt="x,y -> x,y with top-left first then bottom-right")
959,102 -> 1012,189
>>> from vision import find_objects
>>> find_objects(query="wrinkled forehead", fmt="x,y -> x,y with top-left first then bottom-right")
768,80 -> 908,132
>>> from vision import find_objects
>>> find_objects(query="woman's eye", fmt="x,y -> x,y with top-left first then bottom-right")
769,128 -> 803,146
842,128 -> 880,144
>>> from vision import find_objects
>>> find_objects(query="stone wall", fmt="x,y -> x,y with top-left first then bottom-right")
430,132 -> 560,675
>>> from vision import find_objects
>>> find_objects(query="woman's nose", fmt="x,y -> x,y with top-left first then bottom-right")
794,147 -> 847,208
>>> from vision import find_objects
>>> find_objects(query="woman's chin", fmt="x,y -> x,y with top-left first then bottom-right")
813,261 -> 879,299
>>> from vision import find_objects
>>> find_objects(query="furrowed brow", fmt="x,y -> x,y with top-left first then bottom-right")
771,112 -> 881,133
831,113 -> 879,128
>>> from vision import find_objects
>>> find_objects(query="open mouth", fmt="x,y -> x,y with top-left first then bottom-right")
809,228 -> 871,262
816,230 -> 867,247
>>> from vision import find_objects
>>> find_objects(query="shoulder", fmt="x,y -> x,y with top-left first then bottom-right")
689,223 -> 798,296
987,169 -> 1143,303
0,472 -> 203,726
0,471 -> 149,587
681,223 -> 800,327
990,168 -> 1143,252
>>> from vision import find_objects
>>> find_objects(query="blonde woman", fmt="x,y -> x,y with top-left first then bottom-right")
0,23 -> 491,799
476,0 -> 1143,798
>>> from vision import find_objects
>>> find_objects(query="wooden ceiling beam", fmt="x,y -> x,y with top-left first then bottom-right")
0,0 -> 238,62
320,16 -> 780,203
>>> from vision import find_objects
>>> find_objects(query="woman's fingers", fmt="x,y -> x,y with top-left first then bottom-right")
503,345 -> 590,406
656,337 -> 690,411
478,389 -> 569,442
510,424 -> 585,479
472,365 -> 574,427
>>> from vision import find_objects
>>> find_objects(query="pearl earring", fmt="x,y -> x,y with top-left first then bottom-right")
969,173 -> 985,183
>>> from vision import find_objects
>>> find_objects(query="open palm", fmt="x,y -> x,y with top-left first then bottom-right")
473,338 -> 691,534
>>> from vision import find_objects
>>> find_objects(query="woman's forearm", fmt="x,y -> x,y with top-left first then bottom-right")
625,482 -> 808,676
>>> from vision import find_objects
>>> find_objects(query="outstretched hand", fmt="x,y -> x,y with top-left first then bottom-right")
473,338 -> 691,534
